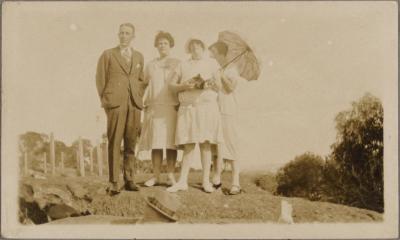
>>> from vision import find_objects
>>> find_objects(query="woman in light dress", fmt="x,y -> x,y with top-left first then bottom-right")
138,31 -> 180,187
167,39 -> 223,193
209,41 -> 242,195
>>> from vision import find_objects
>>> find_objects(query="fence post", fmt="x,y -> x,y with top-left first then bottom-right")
43,152 -> 47,174
89,146 -> 94,173
103,138 -> 108,170
50,132 -> 56,175
60,152 -> 65,171
24,151 -> 28,175
76,150 -> 79,173
96,140 -> 103,176
78,137 -> 85,177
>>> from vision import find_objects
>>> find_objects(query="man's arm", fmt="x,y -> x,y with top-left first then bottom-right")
137,54 -> 147,98
95,51 -> 109,99
138,54 -> 145,83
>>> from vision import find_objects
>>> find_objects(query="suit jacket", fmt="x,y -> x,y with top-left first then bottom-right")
96,47 -> 145,109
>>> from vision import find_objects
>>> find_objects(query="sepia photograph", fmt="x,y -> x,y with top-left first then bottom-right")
1,1 -> 398,238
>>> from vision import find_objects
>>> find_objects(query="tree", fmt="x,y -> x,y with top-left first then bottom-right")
70,138 -> 94,169
18,132 -> 50,172
330,93 -> 383,212
18,132 -> 95,172
18,131 -> 49,155
71,138 -> 93,157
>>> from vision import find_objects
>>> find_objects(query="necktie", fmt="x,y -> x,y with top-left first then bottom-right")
122,48 -> 131,63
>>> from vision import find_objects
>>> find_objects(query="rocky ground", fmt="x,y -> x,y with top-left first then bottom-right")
19,169 -> 382,224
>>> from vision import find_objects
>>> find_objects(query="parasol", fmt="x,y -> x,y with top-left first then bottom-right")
217,31 -> 261,81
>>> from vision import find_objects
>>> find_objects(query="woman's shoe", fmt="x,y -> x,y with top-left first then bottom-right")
212,183 -> 222,190
144,177 -> 159,187
166,174 -> 177,186
166,183 -> 188,193
202,183 -> 215,193
229,185 -> 242,195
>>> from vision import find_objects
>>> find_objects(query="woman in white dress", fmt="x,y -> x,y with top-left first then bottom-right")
138,31 -> 180,186
209,41 -> 243,195
167,39 -> 222,193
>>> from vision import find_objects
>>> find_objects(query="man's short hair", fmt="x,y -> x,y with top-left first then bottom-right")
119,23 -> 135,33
209,41 -> 228,56
154,31 -> 175,48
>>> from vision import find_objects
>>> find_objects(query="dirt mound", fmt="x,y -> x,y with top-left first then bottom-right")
19,172 -> 382,224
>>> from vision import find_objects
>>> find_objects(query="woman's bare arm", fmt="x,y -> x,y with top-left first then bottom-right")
169,72 -> 196,93
221,70 -> 240,93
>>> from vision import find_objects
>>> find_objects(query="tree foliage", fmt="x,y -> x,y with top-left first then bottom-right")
329,93 -> 383,211
18,133 -> 96,172
275,93 -> 384,212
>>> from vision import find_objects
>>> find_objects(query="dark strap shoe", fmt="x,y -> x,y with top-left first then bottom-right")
213,183 -> 222,190
125,181 -> 140,191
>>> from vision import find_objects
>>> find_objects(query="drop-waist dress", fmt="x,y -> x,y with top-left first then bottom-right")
138,57 -> 180,151
174,58 -> 223,147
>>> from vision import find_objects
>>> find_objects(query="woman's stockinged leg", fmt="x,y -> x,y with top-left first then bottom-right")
200,142 -> 214,192
211,155 -> 218,184
144,149 -> 162,187
166,149 -> 177,173
166,144 -> 195,192
230,160 -> 240,187
178,144 -> 195,184
212,144 -> 223,185
152,149 -> 163,180
166,149 -> 177,185
228,159 -> 241,195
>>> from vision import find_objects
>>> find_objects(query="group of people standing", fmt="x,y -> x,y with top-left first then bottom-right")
96,23 -> 243,196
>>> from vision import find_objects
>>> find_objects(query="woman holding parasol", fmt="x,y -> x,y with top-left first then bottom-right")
210,31 -> 261,195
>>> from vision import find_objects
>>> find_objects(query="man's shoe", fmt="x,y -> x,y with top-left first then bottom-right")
106,182 -> 122,196
125,181 -> 140,191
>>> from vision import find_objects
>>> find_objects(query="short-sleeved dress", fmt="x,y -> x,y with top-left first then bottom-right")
175,58 -> 223,147
138,57 -> 180,151
213,66 -> 241,161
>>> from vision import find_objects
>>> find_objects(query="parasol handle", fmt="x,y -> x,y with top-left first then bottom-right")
221,47 -> 250,70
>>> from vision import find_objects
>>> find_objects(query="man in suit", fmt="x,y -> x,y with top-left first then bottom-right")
96,23 -> 145,194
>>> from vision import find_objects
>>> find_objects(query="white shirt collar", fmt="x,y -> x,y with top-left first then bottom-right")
119,45 -> 132,54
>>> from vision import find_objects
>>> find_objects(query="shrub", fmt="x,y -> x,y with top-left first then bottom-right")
256,172 -> 278,194
276,152 -> 325,201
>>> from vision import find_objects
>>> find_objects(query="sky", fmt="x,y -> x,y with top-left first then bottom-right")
3,1 -> 397,171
